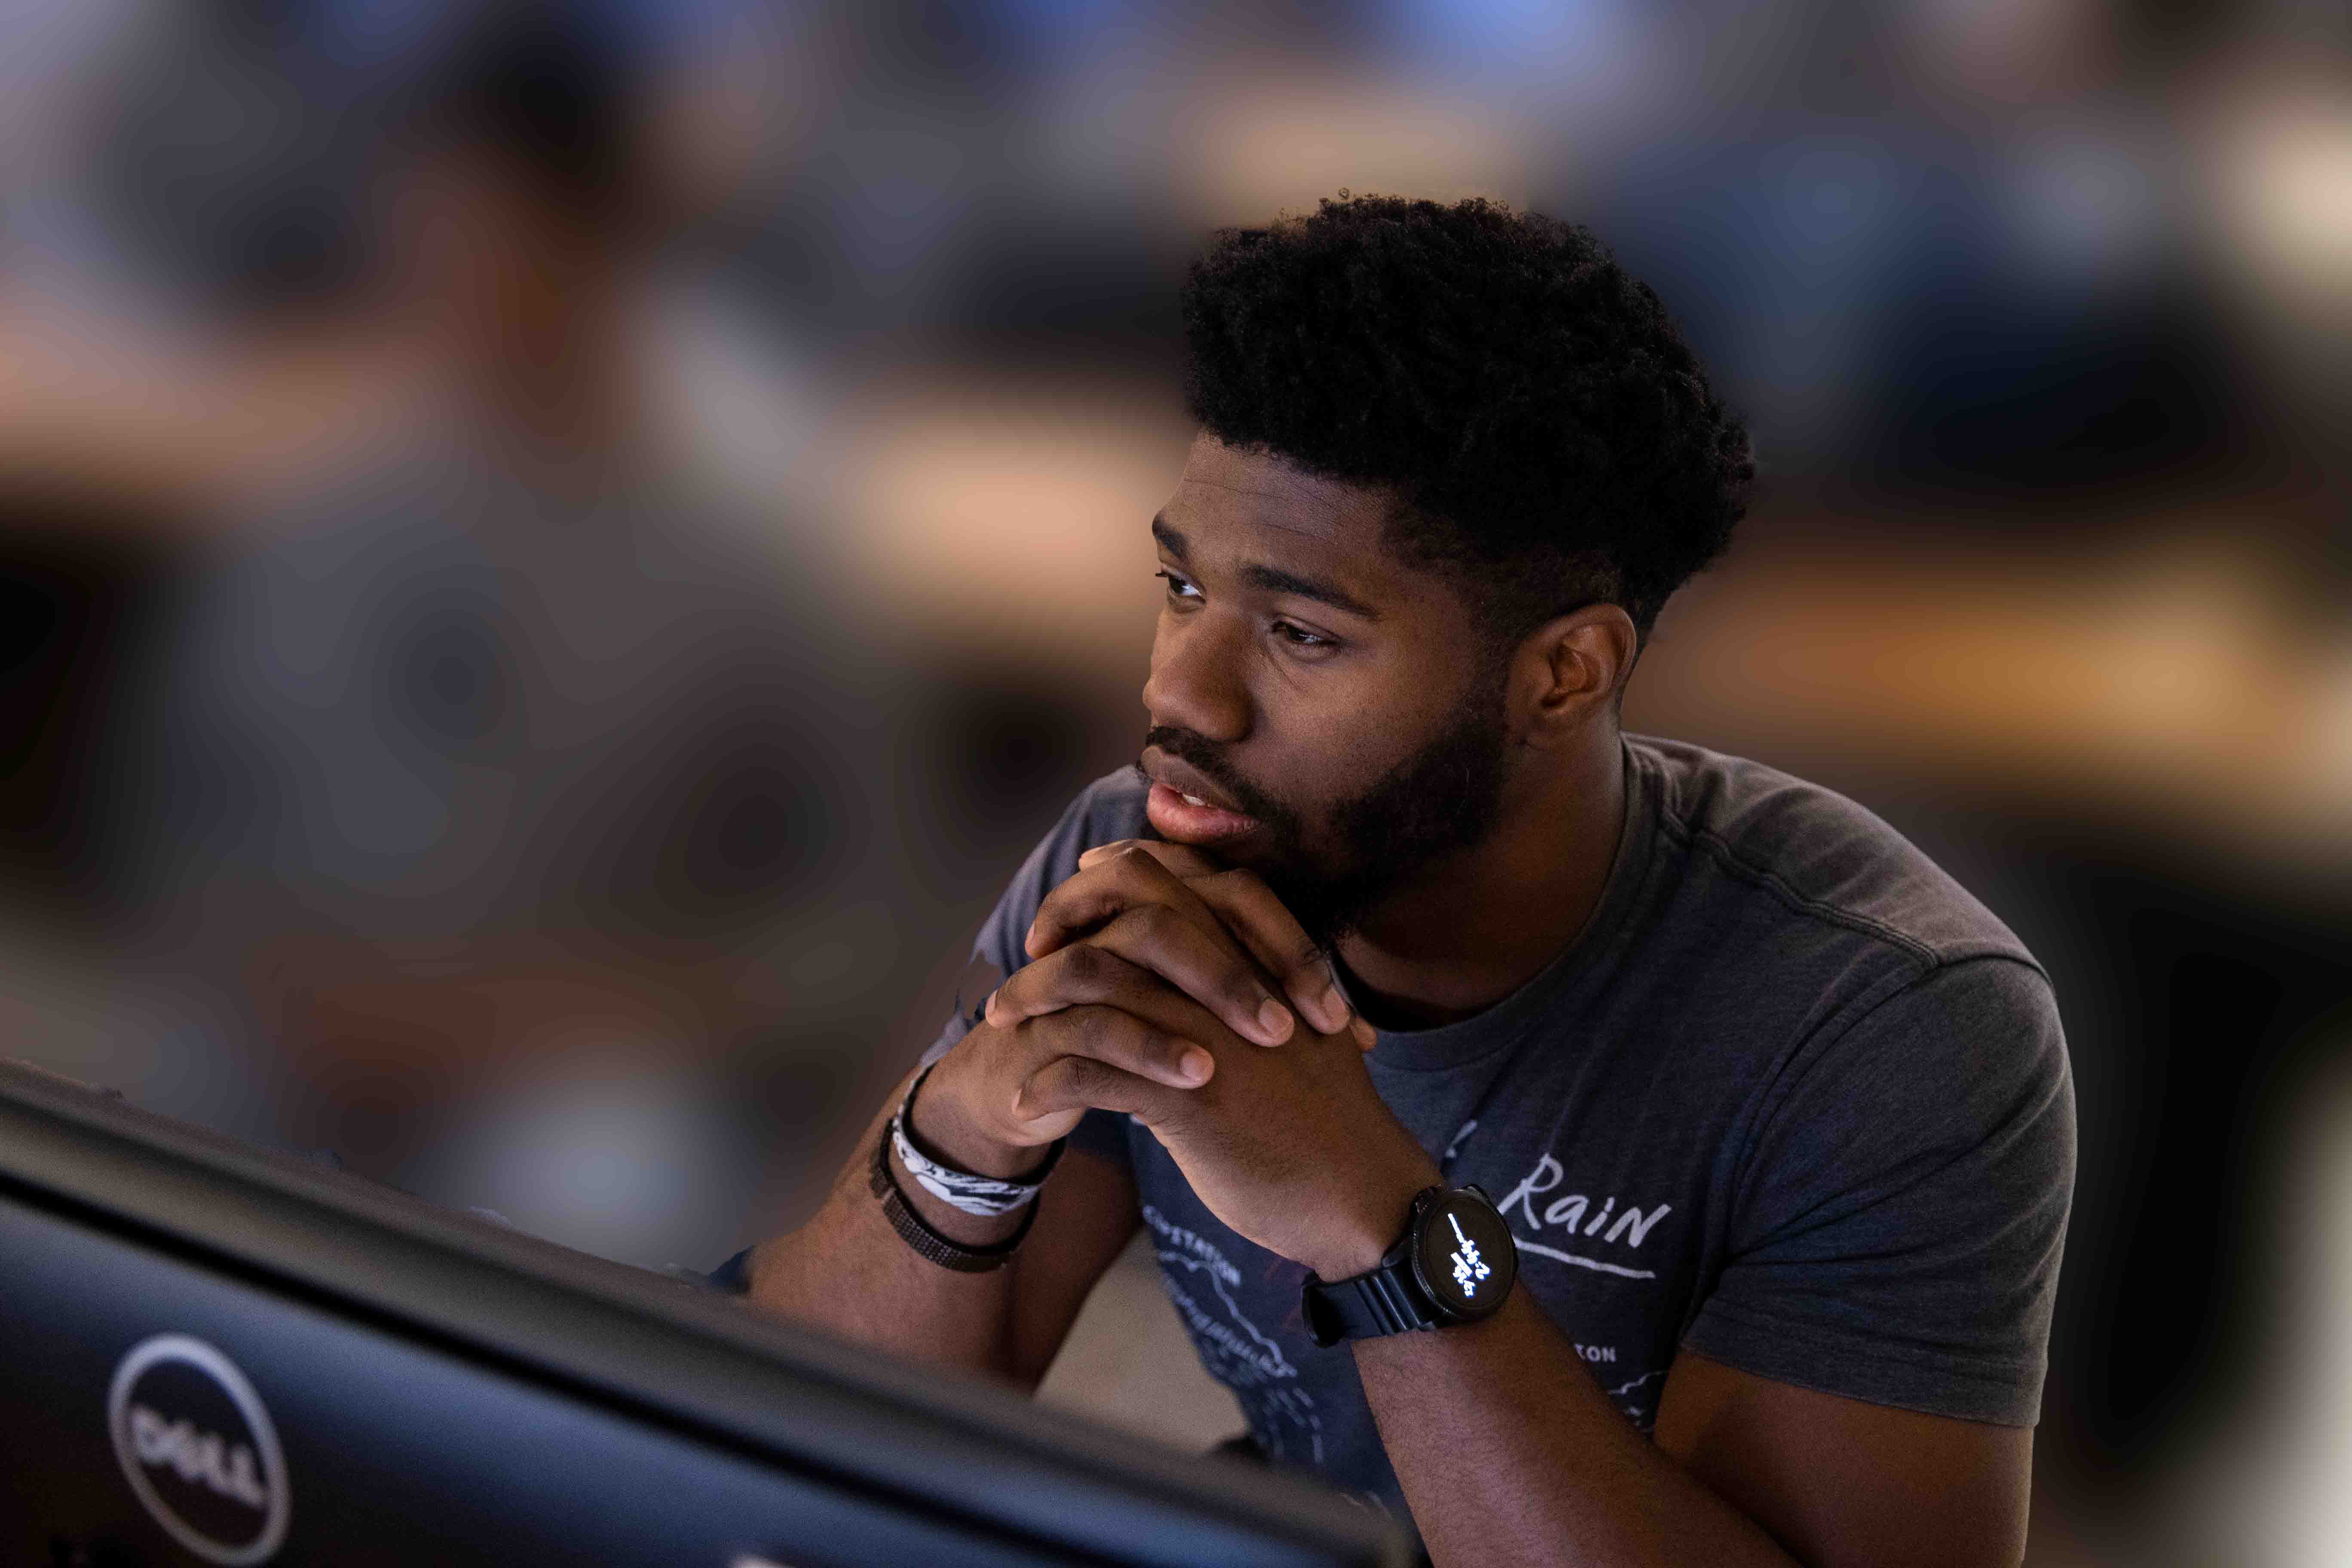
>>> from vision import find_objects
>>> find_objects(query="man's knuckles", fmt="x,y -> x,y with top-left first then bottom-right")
1017,1053 -> 1177,1124
1107,903 -> 1278,1021
1050,1004 -> 1208,1086
1060,1001 -> 1118,1055
1010,1054 -> 1087,1116
1054,939 -> 1117,991
1027,908 -> 1292,1047
1026,851 -> 1175,953
998,941 -> 1143,1018
1107,900 -> 1183,948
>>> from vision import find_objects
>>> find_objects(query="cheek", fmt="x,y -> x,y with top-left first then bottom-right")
1261,686 -> 1413,812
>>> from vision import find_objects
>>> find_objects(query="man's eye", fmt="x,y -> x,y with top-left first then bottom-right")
1156,572 -> 1336,654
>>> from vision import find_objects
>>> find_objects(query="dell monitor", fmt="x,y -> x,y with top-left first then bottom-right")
0,1057 -> 1408,1566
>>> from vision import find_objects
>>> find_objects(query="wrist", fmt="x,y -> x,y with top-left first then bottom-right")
886,1136 -> 1030,1247
1306,1155 -> 1444,1281
911,1054 -> 1052,1180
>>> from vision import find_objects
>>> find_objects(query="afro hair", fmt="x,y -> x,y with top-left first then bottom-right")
1181,193 -> 1753,655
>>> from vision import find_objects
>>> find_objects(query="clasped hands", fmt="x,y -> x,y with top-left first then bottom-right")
918,839 -> 1440,1281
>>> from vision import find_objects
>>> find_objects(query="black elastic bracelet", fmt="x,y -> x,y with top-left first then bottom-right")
869,1120 -> 1046,1272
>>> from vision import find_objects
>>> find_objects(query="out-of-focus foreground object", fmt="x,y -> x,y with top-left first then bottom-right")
0,1056 -> 1409,1567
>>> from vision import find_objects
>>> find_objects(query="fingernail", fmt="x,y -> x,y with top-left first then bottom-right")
1178,1047 -> 1213,1083
1257,997 -> 1294,1042
1321,980 -> 1349,1030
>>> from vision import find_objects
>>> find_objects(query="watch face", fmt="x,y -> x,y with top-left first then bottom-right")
1411,1188 -> 1517,1320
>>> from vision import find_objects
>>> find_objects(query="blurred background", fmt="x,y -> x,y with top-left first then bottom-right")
1,0 -> 2346,1561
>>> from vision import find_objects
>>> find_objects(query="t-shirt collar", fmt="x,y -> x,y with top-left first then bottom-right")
1345,735 -> 1659,1075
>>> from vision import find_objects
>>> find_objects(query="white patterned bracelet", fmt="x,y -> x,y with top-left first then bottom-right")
890,1063 -> 1064,1216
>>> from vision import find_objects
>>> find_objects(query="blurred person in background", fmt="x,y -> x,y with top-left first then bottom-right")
73,3 -> 919,1232
733,195 -> 2076,1568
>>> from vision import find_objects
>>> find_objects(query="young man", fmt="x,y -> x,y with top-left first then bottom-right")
729,195 -> 2074,1568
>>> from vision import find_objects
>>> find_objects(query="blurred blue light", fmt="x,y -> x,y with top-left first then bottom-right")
1378,0 -> 1631,72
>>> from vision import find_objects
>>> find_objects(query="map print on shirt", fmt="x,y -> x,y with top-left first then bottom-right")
1143,1204 -> 1324,1464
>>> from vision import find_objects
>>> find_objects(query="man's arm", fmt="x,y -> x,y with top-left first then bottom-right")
740,1060 -> 1139,1386
1350,1287 -> 2030,1568
1657,1352 -> 2032,1566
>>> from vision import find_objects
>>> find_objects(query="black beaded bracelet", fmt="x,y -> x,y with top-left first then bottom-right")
868,1118 -> 1050,1273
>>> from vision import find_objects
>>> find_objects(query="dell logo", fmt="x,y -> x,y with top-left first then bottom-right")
108,1335 -> 290,1565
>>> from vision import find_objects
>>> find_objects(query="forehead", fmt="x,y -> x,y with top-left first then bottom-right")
1159,434 -> 1427,607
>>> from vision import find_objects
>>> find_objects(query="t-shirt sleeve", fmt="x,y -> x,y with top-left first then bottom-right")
1681,955 -> 2075,1426
914,775 -> 1152,1169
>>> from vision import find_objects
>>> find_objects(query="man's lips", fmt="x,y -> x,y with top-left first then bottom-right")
1145,781 -> 1263,845
1144,755 -> 1249,818
1142,756 -> 1262,845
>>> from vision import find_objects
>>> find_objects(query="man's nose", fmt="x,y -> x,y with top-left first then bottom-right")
1142,615 -> 1250,743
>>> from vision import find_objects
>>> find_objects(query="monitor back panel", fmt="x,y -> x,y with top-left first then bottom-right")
0,1060 -> 1406,1568
1,1187 -> 1062,1568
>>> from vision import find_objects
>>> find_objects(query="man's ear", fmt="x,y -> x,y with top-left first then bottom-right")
1514,604 -> 1638,748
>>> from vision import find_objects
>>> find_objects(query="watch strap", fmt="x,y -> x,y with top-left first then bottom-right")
1304,1256 -> 1439,1345
1302,1184 -> 1452,1347
1302,1183 -> 1519,1346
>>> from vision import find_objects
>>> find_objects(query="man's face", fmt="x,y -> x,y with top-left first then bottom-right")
1137,434 -> 1516,953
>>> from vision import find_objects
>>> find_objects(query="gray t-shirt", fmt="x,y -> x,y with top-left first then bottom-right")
925,735 -> 2074,1520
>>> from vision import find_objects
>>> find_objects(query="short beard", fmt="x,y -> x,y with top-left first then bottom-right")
1139,659 -> 1514,955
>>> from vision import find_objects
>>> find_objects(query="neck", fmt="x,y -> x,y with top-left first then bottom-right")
1335,725 -> 1628,1031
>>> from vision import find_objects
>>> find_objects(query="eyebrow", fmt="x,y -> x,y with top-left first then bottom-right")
1152,516 -> 1383,623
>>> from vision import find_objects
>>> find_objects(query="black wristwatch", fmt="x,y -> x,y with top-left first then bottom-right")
1300,1184 -> 1519,1346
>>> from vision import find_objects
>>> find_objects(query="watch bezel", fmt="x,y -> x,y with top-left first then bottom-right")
1298,1182 -> 1519,1346
1405,1183 -> 1515,1323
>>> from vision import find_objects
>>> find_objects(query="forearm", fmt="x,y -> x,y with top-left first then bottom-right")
1356,1290 -> 1798,1568
742,1065 -> 1028,1379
